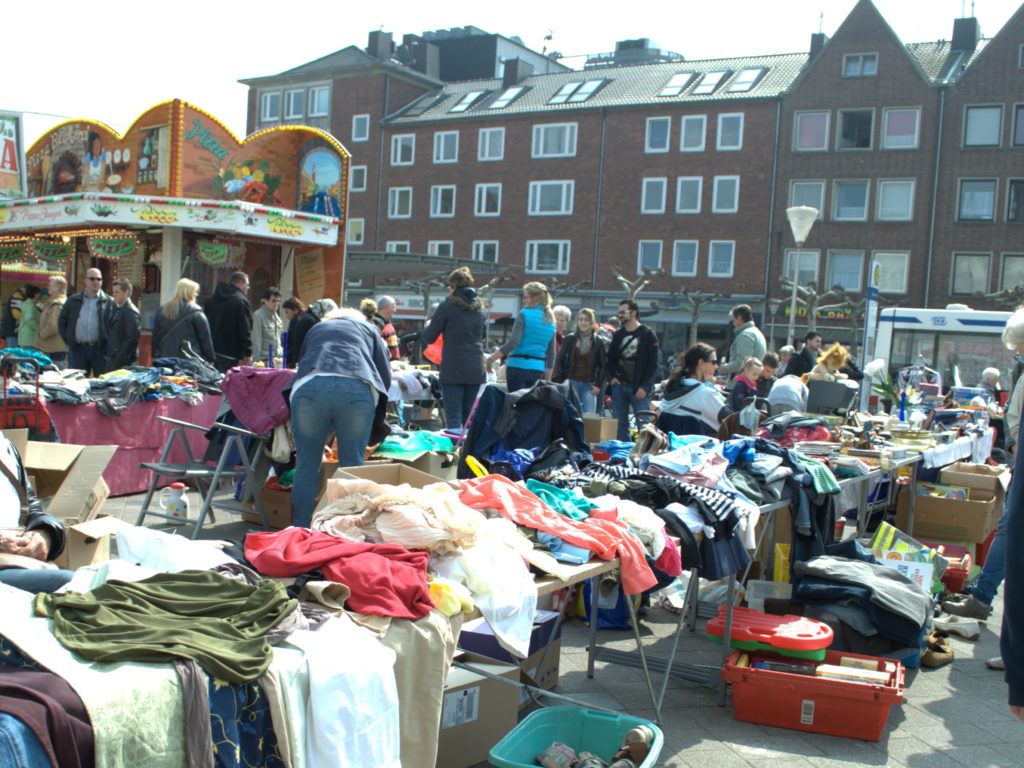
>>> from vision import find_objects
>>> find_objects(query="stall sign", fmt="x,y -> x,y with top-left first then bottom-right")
88,235 -> 137,261
295,248 -> 325,304
28,239 -> 72,262
197,241 -> 228,265
0,244 -> 25,263
0,112 -> 26,200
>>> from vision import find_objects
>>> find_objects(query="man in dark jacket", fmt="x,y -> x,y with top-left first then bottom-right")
204,272 -> 253,372
605,300 -> 660,441
785,331 -> 822,378
58,268 -> 113,376
105,278 -> 140,370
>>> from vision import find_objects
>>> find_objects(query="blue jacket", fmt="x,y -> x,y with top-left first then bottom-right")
1003,395 -> 1024,706
507,306 -> 555,372
292,316 -> 392,398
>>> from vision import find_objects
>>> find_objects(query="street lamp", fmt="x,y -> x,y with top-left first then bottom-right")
767,297 -> 782,350
785,205 -> 819,347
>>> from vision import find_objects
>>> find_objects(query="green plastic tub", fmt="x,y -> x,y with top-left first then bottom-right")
488,706 -> 663,768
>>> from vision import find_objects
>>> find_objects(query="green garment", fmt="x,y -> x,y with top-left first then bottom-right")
34,570 -> 297,683
374,431 -> 454,460
795,453 -> 841,494
17,299 -> 39,348
525,478 -> 592,520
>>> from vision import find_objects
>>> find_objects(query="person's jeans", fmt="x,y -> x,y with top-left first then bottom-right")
0,713 -> 49,768
68,343 -> 106,377
506,366 -> 542,393
973,478 -> 1011,604
570,379 -> 597,414
0,569 -> 74,593
610,383 -> 650,441
441,383 -> 480,430
290,376 -> 376,528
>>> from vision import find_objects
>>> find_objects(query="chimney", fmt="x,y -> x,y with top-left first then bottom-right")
402,34 -> 440,79
367,30 -> 393,60
809,32 -> 828,60
951,17 -> 980,52
502,59 -> 534,88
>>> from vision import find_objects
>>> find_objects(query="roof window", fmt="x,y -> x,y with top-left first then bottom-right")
726,67 -> 766,92
692,71 -> 730,95
449,91 -> 487,113
548,79 -> 606,105
658,72 -> 694,97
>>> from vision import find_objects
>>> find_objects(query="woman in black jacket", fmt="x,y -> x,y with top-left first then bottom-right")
421,267 -> 486,430
552,307 -> 607,414
153,278 -> 215,362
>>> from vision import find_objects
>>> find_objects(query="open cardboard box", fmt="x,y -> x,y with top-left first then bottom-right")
314,462 -> 455,513
436,657 -> 519,768
896,485 -> 999,543
939,462 -> 1011,497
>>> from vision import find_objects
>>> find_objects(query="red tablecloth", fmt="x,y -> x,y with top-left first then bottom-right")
46,396 -> 223,496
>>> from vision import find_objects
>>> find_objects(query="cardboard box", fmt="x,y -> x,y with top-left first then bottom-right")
895,486 -> 999,543
938,462 -> 1011,497
394,450 -> 458,481
55,514 -> 135,570
22,441 -> 116,522
435,660 -> 519,768
242,486 -> 293,529
582,415 -> 618,444
314,462 -> 450,513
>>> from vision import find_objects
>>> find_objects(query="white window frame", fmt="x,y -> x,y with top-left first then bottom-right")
832,180 -> 870,221
882,107 -> 920,150
789,180 -> 825,219
528,180 -> 574,216
964,105 -> 1003,148
347,218 -> 364,246
680,115 -> 706,152
349,165 -> 367,193
958,178 -> 998,221
716,113 -> 744,151
876,179 -> 915,221
532,123 -> 578,158
478,127 -> 505,161
784,249 -> 821,285
872,251 -> 910,294
433,131 -> 459,164
826,250 -> 864,292
387,187 -> 412,219
474,183 -> 502,217
284,89 -> 304,119
472,241 -> 499,263
671,240 -> 698,277
429,185 -> 456,218
636,240 -> 663,273
641,178 -> 667,214
351,114 -> 370,142
793,111 -> 830,152
645,117 -> 671,153
708,241 -> 735,278
260,92 -> 281,122
711,175 -> 740,214
843,52 -> 878,77
385,241 -> 410,253
525,240 -> 571,274
390,134 -> 415,166
951,252 -> 991,295
308,86 -> 330,117
837,108 -> 874,151
427,241 -> 454,258
676,176 -> 703,214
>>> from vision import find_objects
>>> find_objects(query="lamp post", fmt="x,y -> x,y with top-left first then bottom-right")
767,297 -> 782,350
785,205 -> 819,347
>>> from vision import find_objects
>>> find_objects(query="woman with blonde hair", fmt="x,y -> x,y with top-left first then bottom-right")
553,307 -> 607,413
153,278 -> 215,362
487,281 -> 556,392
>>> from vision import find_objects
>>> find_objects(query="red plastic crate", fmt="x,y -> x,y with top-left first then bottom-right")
723,649 -> 905,741
922,542 -> 972,593
975,527 -> 997,568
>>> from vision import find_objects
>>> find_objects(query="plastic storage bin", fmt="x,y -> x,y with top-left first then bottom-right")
707,605 -> 833,660
488,707 -> 663,768
745,579 -> 793,612
723,649 -> 905,741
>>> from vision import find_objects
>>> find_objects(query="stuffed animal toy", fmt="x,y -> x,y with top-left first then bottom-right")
810,342 -> 850,381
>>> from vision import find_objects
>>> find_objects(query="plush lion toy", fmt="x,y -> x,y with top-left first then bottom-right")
809,342 -> 850,381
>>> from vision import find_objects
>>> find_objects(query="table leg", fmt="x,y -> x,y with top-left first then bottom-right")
623,586 -> 662,726
587,576 -> 599,679
718,574 -> 737,706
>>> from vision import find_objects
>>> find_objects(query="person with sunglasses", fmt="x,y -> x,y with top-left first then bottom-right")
57,268 -> 112,376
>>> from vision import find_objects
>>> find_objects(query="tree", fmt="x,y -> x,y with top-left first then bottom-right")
476,273 -> 515,299
611,266 -> 664,302
649,288 -> 730,346
779,277 -> 846,333
541,277 -> 592,302
979,282 -> 1024,309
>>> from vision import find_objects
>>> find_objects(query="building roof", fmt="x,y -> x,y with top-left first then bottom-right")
905,38 -> 990,83
385,52 -> 810,124
239,45 -> 442,87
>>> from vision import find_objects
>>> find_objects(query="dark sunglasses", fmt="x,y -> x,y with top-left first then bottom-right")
86,277 -> 103,281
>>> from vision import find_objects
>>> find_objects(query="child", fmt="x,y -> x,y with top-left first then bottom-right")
730,357 -> 763,411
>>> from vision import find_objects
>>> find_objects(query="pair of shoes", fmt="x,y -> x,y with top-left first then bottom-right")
986,656 -> 1006,670
921,630 -> 954,668
611,725 -> 654,765
933,613 -> 981,640
939,594 -> 993,620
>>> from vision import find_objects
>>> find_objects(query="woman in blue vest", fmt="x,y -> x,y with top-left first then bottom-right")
486,282 -> 556,392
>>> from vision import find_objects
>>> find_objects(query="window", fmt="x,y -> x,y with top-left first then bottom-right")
827,250 -> 863,291
474,183 -> 501,216
951,253 -> 990,294
284,89 -> 304,119
641,178 -> 667,214
548,80 -> 605,105
387,187 -> 412,219
390,134 -> 415,165
727,67 -> 766,92
789,181 -> 825,218
472,241 -> 499,263
676,177 -> 702,213
1015,105 -> 1024,147
877,180 -> 915,221
1020,45 -> 1024,69
385,241 -> 410,253
680,115 -> 706,151
347,218 -> 364,246
708,241 -> 735,277
658,72 -> 694,97
882,108 -> 920,149
526,241 -> 570,274
843,53 -> 877,77
873,251 -> 909,293
692,71 -> 729,95
532,123 -> 577,158
449,91 -> 486,113
784,250 -> 820,285
1009,180 -> 1024,222
433,131 -> 458,163
1002,255 -> 1024,289
838,109 -> 874,150
712,176 -> 739,213
350,166 -> 367,193
637,241 -> 663,273
959,179 -> 997,221
964,106 -> 1002,147
352,114 -> 370,142
489,87 -> 526,109
478,127 -> 505,161
717,113 -> 744,150
427,241 -> 453,258
260,92 -> 281,122
528,181 -> 574,215
794,111 -> 829,151
645,117 -> 671,153
430,185 -> 456,218
833,181 -> 869,221
309,86 -> 329,117
672,241 -> 698,277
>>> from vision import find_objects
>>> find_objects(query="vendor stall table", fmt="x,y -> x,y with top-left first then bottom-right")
46,396 -> 223,496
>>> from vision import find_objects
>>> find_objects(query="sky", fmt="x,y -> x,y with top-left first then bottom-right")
6,0 -> 1021,146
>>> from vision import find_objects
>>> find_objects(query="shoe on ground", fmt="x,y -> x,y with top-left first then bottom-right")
939,594 -> 992,620
933,613 -> 981,640
987,656 -> 1006,671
